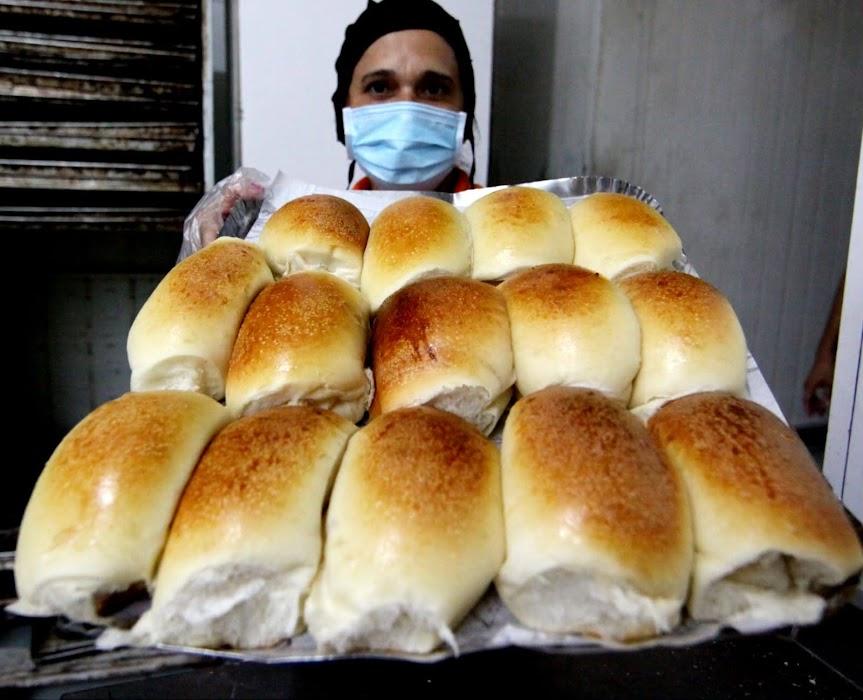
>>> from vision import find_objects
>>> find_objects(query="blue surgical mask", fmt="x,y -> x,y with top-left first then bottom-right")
342,102 -> 467,190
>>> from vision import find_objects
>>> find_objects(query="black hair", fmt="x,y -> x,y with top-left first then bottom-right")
332,0 -> 476,180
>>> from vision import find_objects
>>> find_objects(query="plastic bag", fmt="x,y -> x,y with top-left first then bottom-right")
177,167 -> 271,262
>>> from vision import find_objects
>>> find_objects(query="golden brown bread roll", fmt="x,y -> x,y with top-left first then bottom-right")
465,186 -> 574,281
619,271 -> 747,418
370,275 -> 515,435
499,264 -> 641,401
258,194 -> 369,286
496,387 -> 692,641
360,196 -> 471,312
304,407 -> 505,654
123,406 -> 357,649
127,238 -> 273,399
225,271 -> 371,422
648,392 -> 863,629
12,391 -> 230,623
569,192 -> 682,280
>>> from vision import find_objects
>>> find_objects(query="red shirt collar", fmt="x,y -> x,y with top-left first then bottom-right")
351,168 -> 478,193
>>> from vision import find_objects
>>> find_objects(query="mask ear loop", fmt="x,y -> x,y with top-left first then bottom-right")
347,160 -> 357,188
466,134 -> 476,183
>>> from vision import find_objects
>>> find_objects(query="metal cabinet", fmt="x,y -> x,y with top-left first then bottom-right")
0,0 -> 207,272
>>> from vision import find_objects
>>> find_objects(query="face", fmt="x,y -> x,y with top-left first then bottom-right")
347,29 -> 464,111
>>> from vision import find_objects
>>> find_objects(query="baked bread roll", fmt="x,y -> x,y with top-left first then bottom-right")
496,387 -> 692,641
499,264 -> 641,401
465,186 -> 574,281
370,276 -> 515,435
124,406 -> 356,649
619,271 -> 747,418
258,194 -> 370,286
360,196 -> 471,312
305,407 -> 504,654
225,271 -> 371,422
11,392 -> 229,623
649,392 -> 863,630
569,192 -> 682,280
127,238 -> 273,400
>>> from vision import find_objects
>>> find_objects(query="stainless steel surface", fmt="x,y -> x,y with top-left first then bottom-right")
0,0 -> 205,238
0,159 -> 197,191
0,1 -> 197,25
0,122 -> 197,152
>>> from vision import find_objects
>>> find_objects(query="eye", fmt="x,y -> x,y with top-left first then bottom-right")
364,79 -> 394,98
417,74 -> 455,101
422,83 -> 446,98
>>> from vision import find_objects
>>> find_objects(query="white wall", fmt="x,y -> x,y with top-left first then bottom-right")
237,0 -> 494,188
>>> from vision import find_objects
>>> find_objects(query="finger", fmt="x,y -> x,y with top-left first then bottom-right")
219,190 -> 244,217
811,394 -> 829,416
237,180 -> 266,200
805,398 -> 824,417
225,179 -> 263,200
200,222 -> 220,245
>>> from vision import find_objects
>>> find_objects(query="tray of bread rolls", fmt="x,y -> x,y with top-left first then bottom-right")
6,175 -> 861,667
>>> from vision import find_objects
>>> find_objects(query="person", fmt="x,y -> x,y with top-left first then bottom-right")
183,0 -> 479,255
803,274 -> 845,417
332,0 -> 478,193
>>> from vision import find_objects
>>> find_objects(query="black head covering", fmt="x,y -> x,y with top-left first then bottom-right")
332,0 -> 476,173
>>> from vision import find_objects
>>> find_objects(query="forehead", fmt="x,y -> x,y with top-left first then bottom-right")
353,29 -> 460,80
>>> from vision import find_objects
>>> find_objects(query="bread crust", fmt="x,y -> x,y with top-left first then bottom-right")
499,264 -> 641,399
127,238 -> 273,399
370,276 -> 514,432
13,392 -> 230,622
225,271 -> 370,420
569,192 -> 682,280
648,392 -> 863,586
360,196 -> 471,311
619,271 -> 747,409
466,186 -> 574,281
501,387 -> 692,596
305,407 -> 505,653
260,194 -> 369,283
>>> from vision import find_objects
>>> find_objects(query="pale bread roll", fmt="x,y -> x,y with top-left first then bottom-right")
305,407 -> 504,654
466,186 -> 574,281
127,238 -> 273,400
619,271 -> 747,418
370,276 -> 515,435
225,271 -> 371,422
11,392 -> 230,623
360,196 -> 471,312
122,407 -> 356,649
649,393 -> 863,629
569,192 -> 682,280
496,387 -> 692,641
258,194 -> 370,286
499,264 -> 641,401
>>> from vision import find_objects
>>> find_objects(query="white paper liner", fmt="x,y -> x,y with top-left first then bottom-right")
148,588 -> 726,664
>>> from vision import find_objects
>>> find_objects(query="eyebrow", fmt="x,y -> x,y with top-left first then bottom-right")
360,69 -> 456,85
360,69 -> 395,84
417,71 -> 456,87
